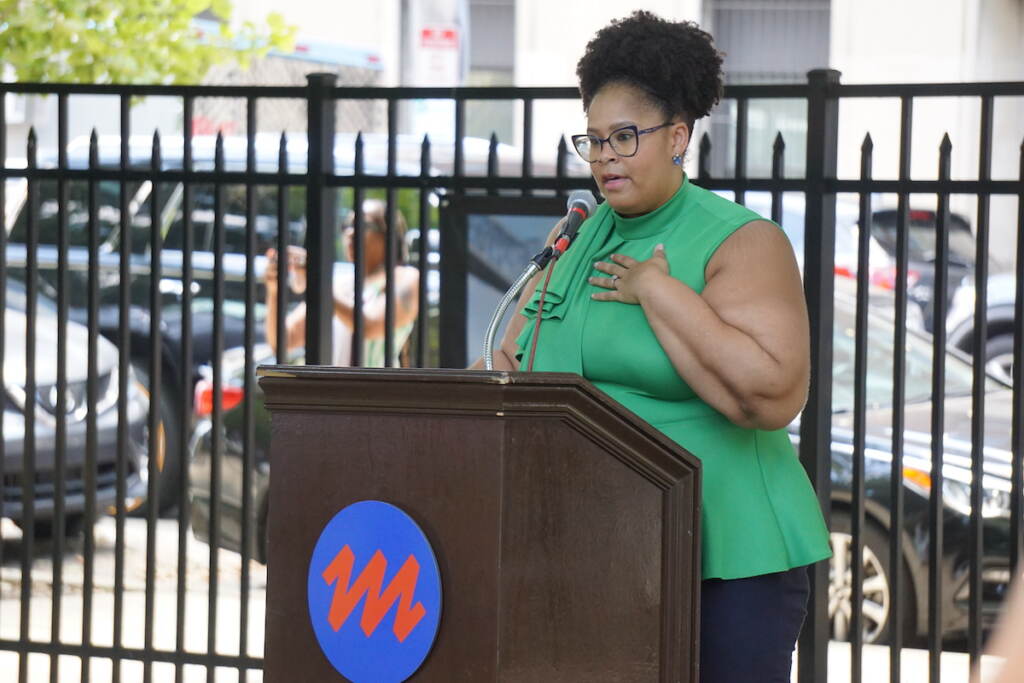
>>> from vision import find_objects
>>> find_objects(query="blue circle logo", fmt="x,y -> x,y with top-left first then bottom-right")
307,501 -> 442,682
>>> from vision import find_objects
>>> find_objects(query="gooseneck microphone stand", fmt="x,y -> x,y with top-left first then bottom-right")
482,190 -> 597,370
482,246 -> 556,370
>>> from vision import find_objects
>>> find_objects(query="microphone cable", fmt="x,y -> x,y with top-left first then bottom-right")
525,255 -> 559,372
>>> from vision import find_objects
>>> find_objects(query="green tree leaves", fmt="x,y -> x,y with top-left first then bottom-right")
0,0 -> 296,84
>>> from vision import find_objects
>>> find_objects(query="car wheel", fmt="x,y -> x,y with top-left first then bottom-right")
130,360 -> 183,516
984,333 -> 1015,385
829,510 -> 915,644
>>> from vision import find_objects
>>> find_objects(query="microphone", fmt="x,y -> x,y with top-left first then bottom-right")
552,190 -> 598,256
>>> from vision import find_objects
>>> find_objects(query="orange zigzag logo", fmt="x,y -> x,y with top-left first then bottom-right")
321,545 -> 427,643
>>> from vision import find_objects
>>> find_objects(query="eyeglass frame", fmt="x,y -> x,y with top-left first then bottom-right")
570,121 -> 677,163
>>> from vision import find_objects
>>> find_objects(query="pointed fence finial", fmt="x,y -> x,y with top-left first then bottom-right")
940,132 -> 953,153
151,129 -> 162,170
278,132 -> 288,172
214,130 -> 224,171
27,127 -> 37,167
861,132 -> 874,153
698,132 -> 712,178
420,134 -> 431,177
773,132 -> 785,154
354,132 -> 364,176
90,129 -> 100,168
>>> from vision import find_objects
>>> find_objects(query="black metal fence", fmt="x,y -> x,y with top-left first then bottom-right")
0,71 -> 1022,682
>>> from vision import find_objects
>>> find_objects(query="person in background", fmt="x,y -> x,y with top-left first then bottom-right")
476,11 -> 830,682
264,198 -> 419,367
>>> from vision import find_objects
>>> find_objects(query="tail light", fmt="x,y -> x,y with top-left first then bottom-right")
870,265 -> 921,290
194,379 -> 244,417
834,264 -> 856,279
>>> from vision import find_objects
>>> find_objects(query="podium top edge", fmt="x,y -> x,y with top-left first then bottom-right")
256,365 -> 588,387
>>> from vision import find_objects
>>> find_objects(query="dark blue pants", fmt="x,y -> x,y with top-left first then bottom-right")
699,564 -> 810,683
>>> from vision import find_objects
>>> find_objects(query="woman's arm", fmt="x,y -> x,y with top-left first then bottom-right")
263,249 -> 309,356
593,220 -> 809,430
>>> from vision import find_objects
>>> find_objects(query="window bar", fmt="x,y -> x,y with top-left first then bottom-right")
275,133 -> 289,366
416,135 -> 431,368
18,127 -> 39,683
351,133 -> 365,367
968,94 -> 994,669
174,93 -> 195,683
1012,139 -> 1024,576
520,97 -> 531,197
112,93 -> 132,683
889,95 -> 912,683
142,129 -> 163,683
385,98 -> 398,366
851,133 -> 875,683
207,132 -> 227,683
239,95 -> 257,679
82,129 -> 102,683
770,132 -> 784,223
929,134 -> 954,680
50,91 -> 70,683
734,97 -> 748,206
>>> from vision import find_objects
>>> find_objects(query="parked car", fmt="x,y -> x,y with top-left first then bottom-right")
946,270 -> 1017,385
868,208 -> 978,332
3,133 -> 424,512
5,131 -> 583,512
2,277 -> 148,537
822,293 -> 1013,645
188,289 -> 1014,644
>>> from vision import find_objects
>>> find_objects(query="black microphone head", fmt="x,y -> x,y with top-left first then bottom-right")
566,189 -> 597,218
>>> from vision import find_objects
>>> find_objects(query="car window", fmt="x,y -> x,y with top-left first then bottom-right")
831,298 -> 986,413
9,180 -> 132,248
870,210 -> 975,267
163,184 -> 307,256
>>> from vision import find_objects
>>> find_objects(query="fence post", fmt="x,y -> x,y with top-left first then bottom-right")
797,67 -> 840,683
305,72 -> 338,365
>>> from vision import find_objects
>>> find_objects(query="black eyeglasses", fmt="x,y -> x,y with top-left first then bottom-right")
571,122 -> 674,163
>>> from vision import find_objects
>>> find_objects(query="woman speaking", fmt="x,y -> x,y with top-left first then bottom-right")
482,11 -> 831,682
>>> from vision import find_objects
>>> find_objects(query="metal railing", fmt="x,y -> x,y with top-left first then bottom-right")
0,71 -> 1021,682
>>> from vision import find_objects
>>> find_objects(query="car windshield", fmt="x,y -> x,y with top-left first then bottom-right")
831,297 -> 990,413
869,211 -> 975,267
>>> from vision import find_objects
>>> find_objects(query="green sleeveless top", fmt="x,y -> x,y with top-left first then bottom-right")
515,177 -> 831,580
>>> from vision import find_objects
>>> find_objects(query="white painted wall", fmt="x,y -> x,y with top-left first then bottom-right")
831,0 -> 1024,260
513,1 -> 704,170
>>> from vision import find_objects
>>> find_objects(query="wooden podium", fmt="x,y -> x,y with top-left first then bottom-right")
260,367 -> 702,682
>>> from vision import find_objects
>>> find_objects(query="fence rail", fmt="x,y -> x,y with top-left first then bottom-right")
1,70 -> 1022,682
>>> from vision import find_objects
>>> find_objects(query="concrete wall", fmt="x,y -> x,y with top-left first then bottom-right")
830,0 -> 1024,263
513,1 -> 704,171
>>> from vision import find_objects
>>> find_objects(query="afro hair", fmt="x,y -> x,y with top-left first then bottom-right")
576,11 -> 724,130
